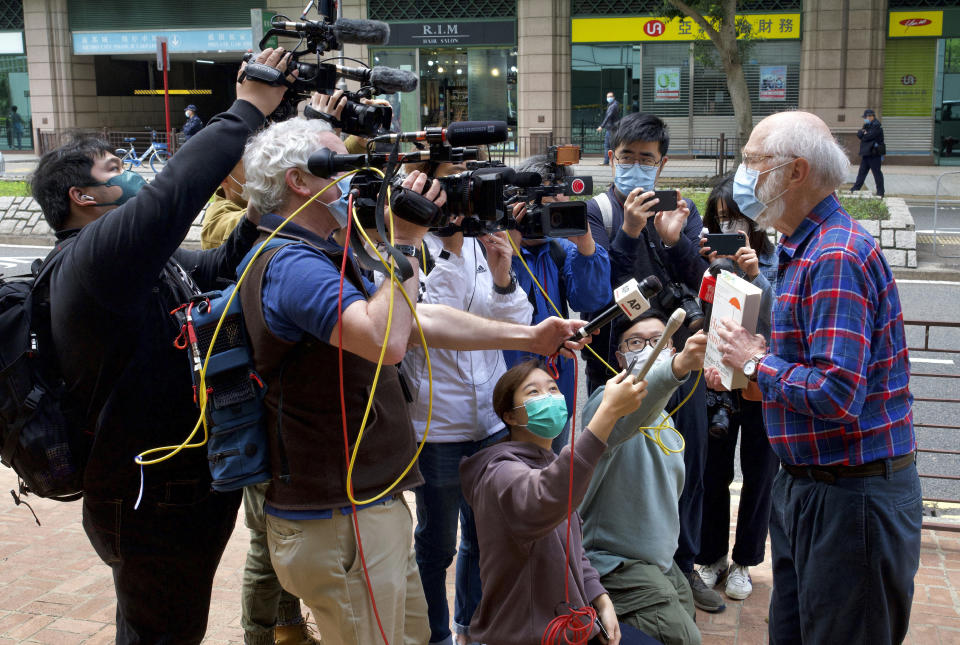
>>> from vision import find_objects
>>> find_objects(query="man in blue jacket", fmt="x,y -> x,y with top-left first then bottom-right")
505,153 -> 612,453
29,49 -> 290,644
183,103 -> 204,141
597,91 -> 620,165
583,111 -> 723,613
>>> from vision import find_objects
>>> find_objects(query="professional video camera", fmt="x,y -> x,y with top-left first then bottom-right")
306,120 -> 515,234
507,144 -> 593,239
240,1 -> 417,135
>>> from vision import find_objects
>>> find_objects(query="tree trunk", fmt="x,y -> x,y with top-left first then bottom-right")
723,54 -> 753,160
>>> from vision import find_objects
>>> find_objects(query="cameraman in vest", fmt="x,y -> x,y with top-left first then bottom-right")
238,117 -> 592,645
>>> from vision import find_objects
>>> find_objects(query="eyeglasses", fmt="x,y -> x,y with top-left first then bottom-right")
741,153 -> 797,169
614,154 -> 661,168
620,335 -> 662,352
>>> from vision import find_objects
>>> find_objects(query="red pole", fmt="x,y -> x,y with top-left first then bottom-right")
162,41 -> 171,153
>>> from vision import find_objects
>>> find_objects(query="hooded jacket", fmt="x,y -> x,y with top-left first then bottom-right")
460,429 -> 608,645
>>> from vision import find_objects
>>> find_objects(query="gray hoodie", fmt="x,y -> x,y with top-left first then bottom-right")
460,428 -> 608,645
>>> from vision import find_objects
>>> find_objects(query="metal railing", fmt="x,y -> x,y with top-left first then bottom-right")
36,127 -> 180,157
933,171 -> 960,259
489,133 -> 555,166
904,319 -> 960,532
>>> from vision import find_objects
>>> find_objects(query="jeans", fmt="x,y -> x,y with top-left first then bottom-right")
241,482 -> 305,645
82,481 -> 241,644
602,129 -> 612,163
851,155 -> 884,196
672,376 -> 708,574
697,395 -> 779,567
768,461 -> 922,644
414,429 -> 508,644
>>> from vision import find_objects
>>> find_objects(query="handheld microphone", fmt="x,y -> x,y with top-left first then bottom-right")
699,269 -> 716,329
571,276 -> 662,340
632,308 -> 686,382
333,64 -> 419,93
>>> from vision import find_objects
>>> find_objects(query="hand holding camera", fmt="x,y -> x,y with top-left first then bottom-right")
236,48 -> 297,118
388,170 -> 446,245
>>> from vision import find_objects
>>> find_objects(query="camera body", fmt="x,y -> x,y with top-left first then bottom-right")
660,282 -> 705,331
511,145 -> 593,239
706,389 -> 738,437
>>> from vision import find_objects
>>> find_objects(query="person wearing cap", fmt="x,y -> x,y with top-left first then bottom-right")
851,108 -> 885,198
183,104 -> 204,142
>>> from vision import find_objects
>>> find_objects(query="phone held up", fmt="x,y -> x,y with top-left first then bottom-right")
643,189 -> 678,212
703,232 -> 747,256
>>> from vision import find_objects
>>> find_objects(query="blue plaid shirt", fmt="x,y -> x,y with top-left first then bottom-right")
756,194 -> 915,466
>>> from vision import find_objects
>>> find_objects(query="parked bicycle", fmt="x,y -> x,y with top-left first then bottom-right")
116,130 -> 169,173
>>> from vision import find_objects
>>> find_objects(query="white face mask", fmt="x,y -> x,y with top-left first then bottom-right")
624,346 -> 671,375
719,217 -> 749,234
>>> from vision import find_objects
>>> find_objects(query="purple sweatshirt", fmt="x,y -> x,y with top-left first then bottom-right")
459,429 -> 609,645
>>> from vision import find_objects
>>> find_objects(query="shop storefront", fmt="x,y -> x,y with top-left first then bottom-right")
570,12 -> 801,152
0,1 -> 29,152
369,19 -> 518,133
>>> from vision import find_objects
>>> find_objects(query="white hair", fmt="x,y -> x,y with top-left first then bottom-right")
242,117 -> 334,215
761,112 -> 850,190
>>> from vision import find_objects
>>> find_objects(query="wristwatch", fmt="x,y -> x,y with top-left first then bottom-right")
492,270 -> 518,295
742,352 -> 766,381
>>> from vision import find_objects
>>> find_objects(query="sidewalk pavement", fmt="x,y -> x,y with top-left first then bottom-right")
1,467 -> 959,644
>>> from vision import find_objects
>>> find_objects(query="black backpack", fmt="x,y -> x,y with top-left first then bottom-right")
0,238 -> 87,511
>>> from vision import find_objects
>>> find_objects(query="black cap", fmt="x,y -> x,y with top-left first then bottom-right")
863,109 -> 875,117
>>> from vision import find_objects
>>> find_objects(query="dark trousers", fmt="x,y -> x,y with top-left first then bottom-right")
601,129 -> 612,163
82,481 -> 242,644
671,375 -> 708,574
768,462 -> 922,645
697,395 -> 779,567
851,155 -> 884,196
414,429 -> 508,643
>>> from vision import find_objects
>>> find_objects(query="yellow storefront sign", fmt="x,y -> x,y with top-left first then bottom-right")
572,13 -> 801,43
888,11 -> 943,38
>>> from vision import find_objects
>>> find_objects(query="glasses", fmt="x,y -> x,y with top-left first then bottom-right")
620,335 -> 662,352
614,154 -> 661,167
741,153 -> 797,169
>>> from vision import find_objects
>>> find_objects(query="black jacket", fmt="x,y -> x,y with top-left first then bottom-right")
600,100 -> 620,130
49,100 -> 264,499
857,121 -> 884,157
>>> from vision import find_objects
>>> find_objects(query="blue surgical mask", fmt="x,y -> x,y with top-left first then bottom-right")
514,393 -> 568,440
731,159 -> 793,222
614,162 -> 658,196
864,118 -> 870,125
325,175 -> 352,227
607,97 -> 614,104
84,171 -> 147,207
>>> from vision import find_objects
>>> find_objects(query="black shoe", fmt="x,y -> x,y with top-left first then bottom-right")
686,570 -> 726,613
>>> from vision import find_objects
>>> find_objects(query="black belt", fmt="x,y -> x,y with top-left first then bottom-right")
781,452 -> 915,484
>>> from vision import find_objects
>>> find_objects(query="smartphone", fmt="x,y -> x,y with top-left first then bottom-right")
704,232 -> 747,255
643,189 -> 678,212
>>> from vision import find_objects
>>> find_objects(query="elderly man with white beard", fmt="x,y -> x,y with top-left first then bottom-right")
707,111 -> 919,645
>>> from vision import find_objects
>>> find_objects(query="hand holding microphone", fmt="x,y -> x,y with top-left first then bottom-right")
570,276 -> 663,341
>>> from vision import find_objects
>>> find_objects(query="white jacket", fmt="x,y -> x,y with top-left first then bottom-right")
405,234 -> 533,442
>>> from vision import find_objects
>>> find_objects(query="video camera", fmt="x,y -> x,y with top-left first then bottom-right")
508,145 -> 593,239
241,2 -> 417,135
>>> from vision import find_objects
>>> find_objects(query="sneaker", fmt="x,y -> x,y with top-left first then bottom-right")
686,569 -> 726,613
725,563 -> 753,601
697,556 -> 729,588
275,618 -> 322,645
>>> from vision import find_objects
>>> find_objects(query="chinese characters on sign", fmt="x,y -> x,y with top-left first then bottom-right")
571,13 -> 801,43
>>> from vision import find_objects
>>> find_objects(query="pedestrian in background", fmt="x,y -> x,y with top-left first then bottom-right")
851,108 -> 885,198
183,104 -> 204,142
597,91 -> 620,165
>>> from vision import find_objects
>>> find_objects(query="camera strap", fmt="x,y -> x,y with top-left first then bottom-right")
304,104 -> 344,130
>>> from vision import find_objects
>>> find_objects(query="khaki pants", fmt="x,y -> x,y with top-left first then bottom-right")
266,497 -> 430,645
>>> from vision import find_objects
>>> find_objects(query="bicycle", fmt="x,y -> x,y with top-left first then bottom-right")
115,129 -> 169,173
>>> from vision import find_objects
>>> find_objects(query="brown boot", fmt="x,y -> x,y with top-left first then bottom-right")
274,617 -> 321,645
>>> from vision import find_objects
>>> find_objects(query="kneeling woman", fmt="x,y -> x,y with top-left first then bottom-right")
460,359 -> 651,645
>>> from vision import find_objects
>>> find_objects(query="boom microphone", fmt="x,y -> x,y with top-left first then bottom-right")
333,64 -> 419,93
632,308 -> 686,382
444,121 -> 509,147
571,276 -> 663,340
331,18 -> 391,45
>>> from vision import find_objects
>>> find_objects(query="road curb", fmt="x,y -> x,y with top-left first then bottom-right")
893,265 -> 960,281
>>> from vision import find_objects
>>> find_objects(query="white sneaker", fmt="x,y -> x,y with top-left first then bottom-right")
725,563 -> 753,600
697,556 -> 728,588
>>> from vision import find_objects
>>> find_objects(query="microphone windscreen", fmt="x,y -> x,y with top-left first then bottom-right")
511,171 -> 542,188
333,18 -> 390,45
369,66 -> 419,93
445,121 -> 509,147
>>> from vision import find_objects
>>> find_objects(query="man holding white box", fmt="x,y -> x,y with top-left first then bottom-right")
707,111 -> 919,645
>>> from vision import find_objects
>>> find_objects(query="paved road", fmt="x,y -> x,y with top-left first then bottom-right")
2,243 -> 959,513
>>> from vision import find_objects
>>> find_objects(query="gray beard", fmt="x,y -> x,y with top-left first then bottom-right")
754,168 -> 788,230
